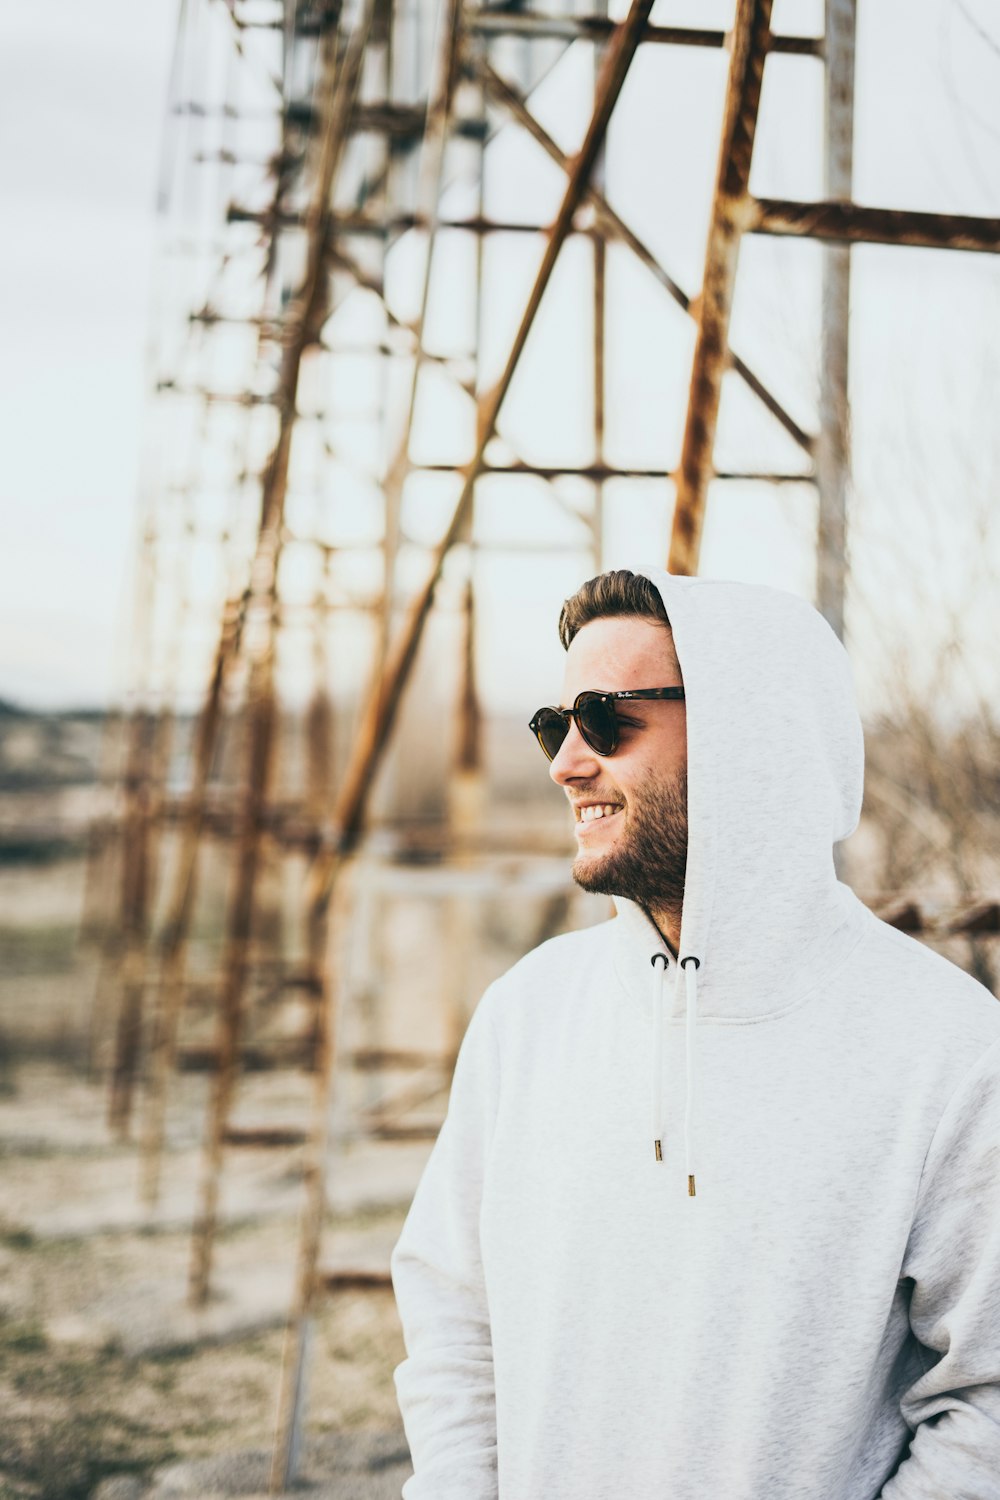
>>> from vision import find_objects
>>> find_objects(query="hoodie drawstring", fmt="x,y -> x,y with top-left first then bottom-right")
650,952 -> 701,1197
681,956 -> 700,1197
650,954 -> 668,1161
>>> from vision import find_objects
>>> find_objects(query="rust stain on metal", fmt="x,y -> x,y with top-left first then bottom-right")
751,199 -> 1000,253
669,0 -> 774,576
466,10 -> 818,54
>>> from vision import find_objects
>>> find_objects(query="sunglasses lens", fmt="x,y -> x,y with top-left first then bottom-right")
576,693 -> 616,755
532,708 -> 569,761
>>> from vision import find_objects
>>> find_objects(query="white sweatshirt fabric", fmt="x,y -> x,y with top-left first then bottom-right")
391,570 -> 1000,1499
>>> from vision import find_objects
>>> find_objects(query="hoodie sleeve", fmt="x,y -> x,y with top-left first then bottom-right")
879,1033 -> 1000,1499
391,988 -> 501,1500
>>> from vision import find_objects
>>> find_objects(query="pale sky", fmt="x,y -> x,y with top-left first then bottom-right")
0,0 -> 177,707
1,0 -> 999,720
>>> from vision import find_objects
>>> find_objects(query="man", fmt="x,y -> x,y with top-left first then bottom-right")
391,567 -> 1000,1499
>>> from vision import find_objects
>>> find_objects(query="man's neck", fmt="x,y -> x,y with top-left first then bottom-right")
646,904 -> 681,958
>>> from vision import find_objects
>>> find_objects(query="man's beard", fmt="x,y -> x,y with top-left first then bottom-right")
571,767 -> 688,923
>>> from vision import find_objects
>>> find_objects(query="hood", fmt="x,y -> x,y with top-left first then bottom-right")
610,569 -> 868,1193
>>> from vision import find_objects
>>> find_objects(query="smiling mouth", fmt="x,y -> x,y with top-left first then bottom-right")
575,802 -> 624,827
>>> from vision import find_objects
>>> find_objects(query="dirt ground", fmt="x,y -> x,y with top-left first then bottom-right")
0,859 -> 422,1500
0,1052 -> 416,1499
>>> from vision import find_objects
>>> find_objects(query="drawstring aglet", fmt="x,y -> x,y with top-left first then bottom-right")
654,1139 -> 663,1162
688,1174 -> 697,1197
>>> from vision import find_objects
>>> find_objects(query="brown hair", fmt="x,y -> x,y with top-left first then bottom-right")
558,569 -> 671,651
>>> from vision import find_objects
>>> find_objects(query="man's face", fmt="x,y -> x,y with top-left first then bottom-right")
548,615 -> 688,916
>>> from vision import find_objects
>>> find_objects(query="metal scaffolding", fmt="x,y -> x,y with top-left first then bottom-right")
85,0 -> 1000,1484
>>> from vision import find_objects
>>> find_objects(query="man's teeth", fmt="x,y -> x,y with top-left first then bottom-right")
579,804 -> 621,822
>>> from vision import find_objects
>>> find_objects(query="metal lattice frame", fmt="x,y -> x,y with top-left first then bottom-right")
84,0 -> 1000,1484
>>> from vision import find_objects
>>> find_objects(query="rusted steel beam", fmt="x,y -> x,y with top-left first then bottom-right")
305,0 -> 658,916
138,597 -> 244,1205
96,491 -> 171,1101
187,0 -> 375,1305
305,690 -> 335,827
817,0 -> 855,643
377,0 -> 466,707
351,1046 -> 443,1071
961,902 -> 1000,935
318,1267 -> 394,1292
229,203 -> 616,234
154,379 -> 279,404
188,653 -> 280,1303
750,199 -> 1000,253
421,459 -> 808,481
270,870 -> 348,1492
455,573 -> 482,776
590,0 -> 609,573
349,101 -> 486,138
176,1040 -> 317,1073
466,11 -> 819,53
193,296 -> 474,377
222,1125 -> 309,1148
593,199 -> 607,556
368,1121 -> 445,1141
226,2 -> 819,53
669,0 -> 774,575
106,709 -> 158,1137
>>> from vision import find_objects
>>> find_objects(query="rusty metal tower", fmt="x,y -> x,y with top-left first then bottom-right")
87,0 -> 1000,1483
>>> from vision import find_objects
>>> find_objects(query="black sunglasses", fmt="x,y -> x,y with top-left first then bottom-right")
529,687 -> 685,762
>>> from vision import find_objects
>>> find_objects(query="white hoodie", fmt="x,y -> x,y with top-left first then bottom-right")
391,570 -> 1000,1499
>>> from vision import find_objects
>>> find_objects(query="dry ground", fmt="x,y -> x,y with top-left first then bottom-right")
0,860 -> 418,1500
0,1063 -> 412,1499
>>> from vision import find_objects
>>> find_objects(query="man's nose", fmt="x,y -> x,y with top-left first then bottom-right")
549,719 -> 602,787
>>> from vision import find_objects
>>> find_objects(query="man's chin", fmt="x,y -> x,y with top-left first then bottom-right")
571,849 -> 617,895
